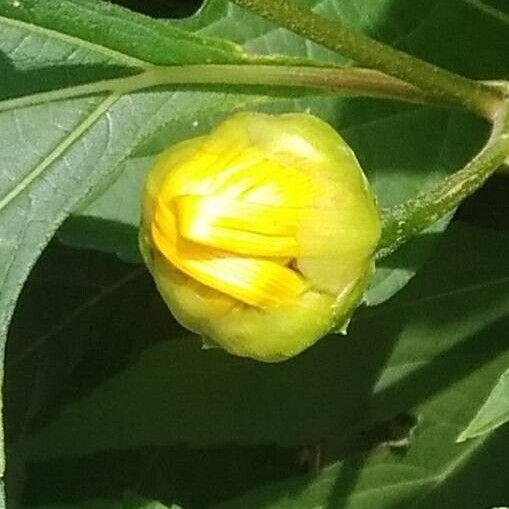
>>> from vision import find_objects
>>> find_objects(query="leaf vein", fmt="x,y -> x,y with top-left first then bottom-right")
362,274 -> 509,320
0,13 -> 147,69
12,266 -> 145,365
0,94 -> 120,214
461,0 -> 509,26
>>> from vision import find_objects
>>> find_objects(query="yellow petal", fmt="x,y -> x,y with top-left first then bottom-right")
162,146 -> 263,200
151,202 -> 307,308
174,195 -> 299,256
159,149 -> 219,201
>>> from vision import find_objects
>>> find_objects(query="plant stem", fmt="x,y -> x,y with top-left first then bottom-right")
0,64 -> 437,113
378,105 -> 509,256
231,0 -> 503,119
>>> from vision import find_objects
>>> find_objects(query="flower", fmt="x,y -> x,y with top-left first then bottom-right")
139,112 -> 381,362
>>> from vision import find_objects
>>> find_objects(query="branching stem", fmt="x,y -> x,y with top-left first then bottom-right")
231,0 -> 504,119
379,105 -> 509,256
0,64 -> 437,113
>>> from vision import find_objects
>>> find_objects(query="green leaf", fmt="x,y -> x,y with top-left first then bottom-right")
18,223 -> 509,469
209,228 -> 509,508
5,242 -> 149,445
457,368 -> 509,443
0,0 -> 244,67
214,428 -> 509,508
184,0 -> 509,78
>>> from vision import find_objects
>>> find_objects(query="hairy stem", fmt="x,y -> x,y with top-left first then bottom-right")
0,64 -> 438,113
231,0 -> 503,119
379,105 -> 509,256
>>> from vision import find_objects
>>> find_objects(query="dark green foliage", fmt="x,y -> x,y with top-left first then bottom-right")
2,1 -> 509,508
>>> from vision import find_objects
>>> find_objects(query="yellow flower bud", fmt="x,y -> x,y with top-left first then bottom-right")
139,112 -> 380,362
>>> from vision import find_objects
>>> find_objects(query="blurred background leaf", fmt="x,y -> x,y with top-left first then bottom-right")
7,221 -> 509,507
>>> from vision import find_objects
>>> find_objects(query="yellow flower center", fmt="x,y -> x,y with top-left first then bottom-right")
150,145 -> 313,308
